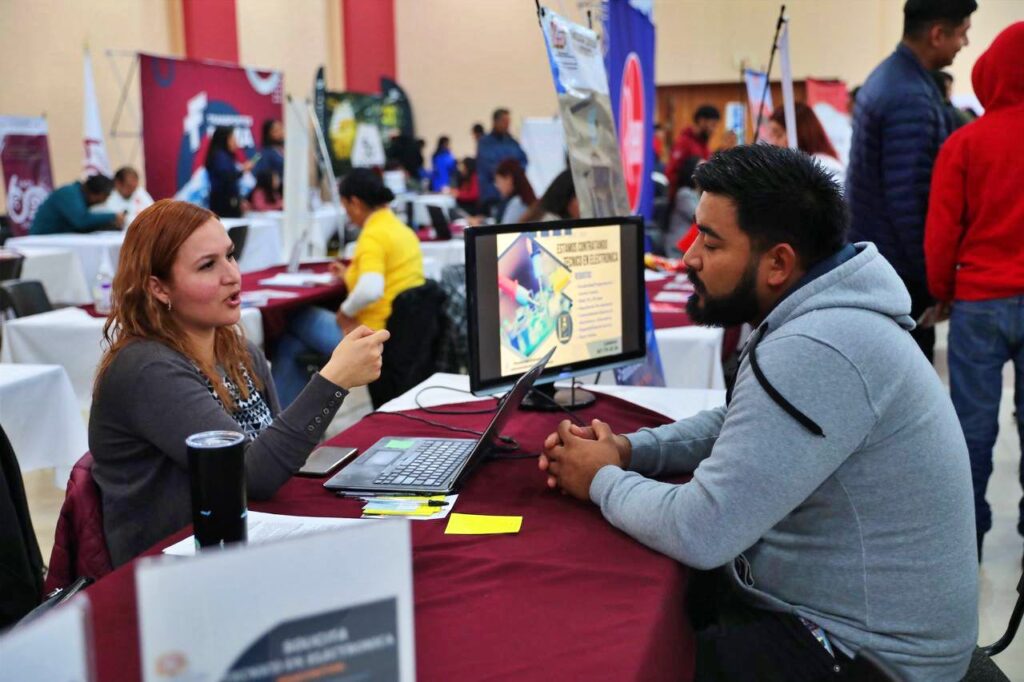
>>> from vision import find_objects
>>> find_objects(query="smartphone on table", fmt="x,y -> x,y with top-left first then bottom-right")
297,446 -> 359,477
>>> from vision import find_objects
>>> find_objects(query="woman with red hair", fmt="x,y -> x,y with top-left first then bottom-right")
767,103 -> 846,186
90,199 -> 389,566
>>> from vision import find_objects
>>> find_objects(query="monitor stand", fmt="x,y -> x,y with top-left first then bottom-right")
519,382 -> 596,412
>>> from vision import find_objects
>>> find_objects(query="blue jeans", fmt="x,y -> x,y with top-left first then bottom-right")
271,307 -> 343,408
948,297 -> 1024,539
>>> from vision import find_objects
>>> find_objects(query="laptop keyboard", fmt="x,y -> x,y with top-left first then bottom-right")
373,440 -> 475,488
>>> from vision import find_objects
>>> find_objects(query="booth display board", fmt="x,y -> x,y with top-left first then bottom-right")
0,115 -> 53,236
137,520 -> 415,682
0,596 -> 94,681
539,7 -> 630,219
139,54 -> 283,200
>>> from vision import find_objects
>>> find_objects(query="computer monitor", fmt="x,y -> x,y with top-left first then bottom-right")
465,216 -> 646,409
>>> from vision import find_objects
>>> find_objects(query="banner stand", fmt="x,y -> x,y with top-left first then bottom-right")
105,49 -> 143,172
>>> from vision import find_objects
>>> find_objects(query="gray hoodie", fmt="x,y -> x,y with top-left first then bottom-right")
590,243 -> 977,681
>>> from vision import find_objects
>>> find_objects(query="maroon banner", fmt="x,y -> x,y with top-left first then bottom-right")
138,54 -> 283,199
0,117 -> 54,236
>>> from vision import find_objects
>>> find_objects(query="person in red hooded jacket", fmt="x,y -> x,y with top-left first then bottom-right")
665,105 -> 720,192
924,21 -> 1024,560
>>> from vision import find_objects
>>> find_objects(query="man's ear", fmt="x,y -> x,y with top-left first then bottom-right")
147,275 -> 170,308
763,243 -> 800,289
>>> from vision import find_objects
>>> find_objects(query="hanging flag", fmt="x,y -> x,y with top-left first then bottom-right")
0,116 -> 54,236
744,68 -> 774,143
778,19 -> 797,149
807,78 -> 852,165
82,48 -> 111,177
604,0 -> 656,220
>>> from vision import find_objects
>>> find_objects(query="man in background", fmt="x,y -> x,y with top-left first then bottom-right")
101,166 -> 153,227
925,22 -> 1024,562
476,108 -> 528,214
846,0 -> 976,362
31,174 -> 123,235
665,104 -> 720,193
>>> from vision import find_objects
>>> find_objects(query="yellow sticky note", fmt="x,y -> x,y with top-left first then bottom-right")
444,513 -> 522,535
364,505 -> 437,517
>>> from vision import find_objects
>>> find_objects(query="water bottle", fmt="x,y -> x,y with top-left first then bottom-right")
93,252 -> 114,315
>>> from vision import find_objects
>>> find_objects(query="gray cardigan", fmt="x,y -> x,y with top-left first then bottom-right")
89,339 -> 348,566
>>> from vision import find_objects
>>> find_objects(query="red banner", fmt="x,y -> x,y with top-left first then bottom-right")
139,54 -> 283,199
806,78 -> 849,115
0,116 -> 54,236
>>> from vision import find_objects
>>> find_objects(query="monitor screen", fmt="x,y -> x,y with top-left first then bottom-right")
465,216 -> 646,395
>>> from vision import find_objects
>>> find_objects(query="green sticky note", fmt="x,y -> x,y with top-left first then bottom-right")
445,513 -> 522,535
385,439 -> 416,449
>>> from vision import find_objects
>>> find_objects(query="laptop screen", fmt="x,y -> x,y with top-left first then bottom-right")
473,347 -> 554,456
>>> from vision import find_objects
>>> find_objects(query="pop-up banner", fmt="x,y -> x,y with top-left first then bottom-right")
539,7 -> 630,219
139,54 -> 283,200
604,0 -> 656,220
137,520 -> 415,682
0,115 -> 54,236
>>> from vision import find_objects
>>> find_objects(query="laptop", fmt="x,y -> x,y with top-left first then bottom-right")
426,204 -> 453,240
325,348 -> 554,495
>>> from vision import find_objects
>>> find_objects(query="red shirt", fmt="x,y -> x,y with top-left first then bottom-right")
666,127 -> 711,189
925,22 -> 1024,302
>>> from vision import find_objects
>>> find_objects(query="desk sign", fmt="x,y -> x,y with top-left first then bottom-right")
0,595 -> 94,681
137,520 -> 415,681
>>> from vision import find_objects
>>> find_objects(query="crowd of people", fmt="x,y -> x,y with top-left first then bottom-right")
12,0 -> 1024,678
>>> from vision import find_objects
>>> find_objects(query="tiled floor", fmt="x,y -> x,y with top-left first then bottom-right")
19,322 -> 1024,674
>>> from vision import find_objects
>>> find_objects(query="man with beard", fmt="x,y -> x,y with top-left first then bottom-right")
539,145 -> 977,681
665,104 -> 719,194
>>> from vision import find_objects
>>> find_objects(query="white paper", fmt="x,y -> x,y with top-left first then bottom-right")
258,272 -> 336,287
362,494 -> 459,521
162,511 -> 368,556
140,521 -> 416,682
654,290 -> 690,303
0,596 -> 93,681
643,269 -> 668,282
662,281 -> 693,292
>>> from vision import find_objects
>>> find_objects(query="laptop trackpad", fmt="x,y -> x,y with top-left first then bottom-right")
370,449 -> 404,467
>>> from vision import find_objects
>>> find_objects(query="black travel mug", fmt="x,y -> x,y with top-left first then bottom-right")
186,430 -> 248,549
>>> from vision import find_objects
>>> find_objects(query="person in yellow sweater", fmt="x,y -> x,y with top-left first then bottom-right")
272,169 -> 424,406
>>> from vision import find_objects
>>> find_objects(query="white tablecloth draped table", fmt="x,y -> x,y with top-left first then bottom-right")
6,232 -> 124,302
0,364 -> 89,486
0,307 -> 264,410
13,246 -> 92,305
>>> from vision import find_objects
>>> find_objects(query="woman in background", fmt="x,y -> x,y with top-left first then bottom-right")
90,199 -> 388,566
493,159 -> 537,223
767,103 -> 846,185
205,127 -> 252,218
249,170 -> 283,211
430,136 -> 458,192
272,169 -> 424,407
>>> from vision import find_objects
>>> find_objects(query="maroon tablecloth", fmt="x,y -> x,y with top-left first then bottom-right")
240,263 -> 346,345
85,394 -> 694,682
645,275 -> 741,360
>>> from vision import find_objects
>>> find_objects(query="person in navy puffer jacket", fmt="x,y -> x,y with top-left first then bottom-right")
846,0 -> 976,363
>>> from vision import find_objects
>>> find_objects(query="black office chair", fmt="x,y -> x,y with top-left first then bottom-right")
369,279 -> 449,409
0,280 -> 53,318
0,424 -> 46,629
227,224 -> 249,263
0,253 -> 24,280
0,215 -> 12,246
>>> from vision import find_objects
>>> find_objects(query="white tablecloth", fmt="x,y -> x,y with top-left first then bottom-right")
14,246 -> 92,305
220,218 -> 285,273
653,326 -> 725,390
418,240 -> 465,274
0,307 -> 264,410
378,372 -> 725,422
0,364 -> 88,486
395,193 -> 456,230
6,232 -> 124,301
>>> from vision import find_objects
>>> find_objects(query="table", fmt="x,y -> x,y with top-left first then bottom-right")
219,218 -> 285,273
240,262 -> 346,346
0,364 -> 87,486
644,273 -> 727,390
0,307 -> 264,410
84,381 -> 719,681
6,232 -> 124,301
14,246 -> 91,305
